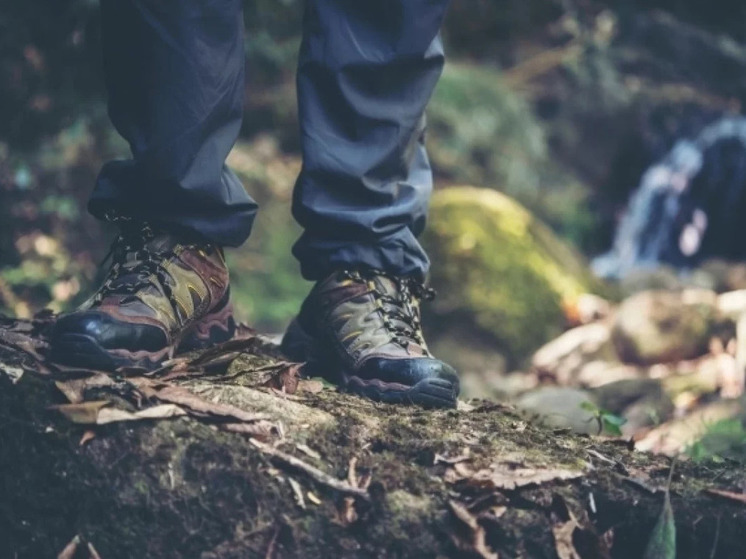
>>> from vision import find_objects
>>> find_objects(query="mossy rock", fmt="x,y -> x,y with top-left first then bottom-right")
423,186 -> 596,362
3,334 -> 746,558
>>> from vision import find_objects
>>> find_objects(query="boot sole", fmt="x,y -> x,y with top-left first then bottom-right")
49,333 -> 169,371
281,318 -> 459,409
49,303 -> 236,372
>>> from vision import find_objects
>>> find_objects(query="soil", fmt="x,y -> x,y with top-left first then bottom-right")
1,330 -> 745,559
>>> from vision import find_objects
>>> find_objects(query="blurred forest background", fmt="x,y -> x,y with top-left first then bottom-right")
4,0 -> 746,428
3,0 -> 744,324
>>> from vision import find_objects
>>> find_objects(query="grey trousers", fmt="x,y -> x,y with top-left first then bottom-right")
91,0 -> 449,280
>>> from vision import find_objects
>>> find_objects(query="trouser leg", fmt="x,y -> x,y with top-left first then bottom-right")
292,0 -> 450,280
90,0 -> 256,247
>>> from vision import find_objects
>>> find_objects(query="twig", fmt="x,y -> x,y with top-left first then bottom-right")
710,513 -> 721,559
249,439 -> 370,500
264,525 -> 280,559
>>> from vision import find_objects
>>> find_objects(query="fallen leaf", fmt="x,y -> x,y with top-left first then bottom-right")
297,379 -> 324,394
457,400 -> 475,412
553,518 -> 581,559
296,443 -> 321,460
57,535 -> 80,559
461,464 -> 583,491
336,456 -> 371,526
643,490 -> 676,559
96,404 -> 186,424
705,488 -> 746,505
55,374 -> 115,404
434,449 -> 471,465
132,378 -> 268,424
220,421 -> 279,439
262,362 -> 302,394
189,336 -> 264,368
307,491 -> 322,505
288,477 -> 306,509
51,401 -> 111,424
338,496 -> 358,525
447,500 -> 499,559
79,430 -> 96,446
87,542 -> 103,559
0,363 -> 24,384
443,461 -> 476,483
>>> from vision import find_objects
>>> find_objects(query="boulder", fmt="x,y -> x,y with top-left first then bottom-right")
611,289 -> 719,365
423,186 -> 597,362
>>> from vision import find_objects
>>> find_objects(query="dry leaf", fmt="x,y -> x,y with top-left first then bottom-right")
553,519 -> 582,559
51,401 -> 111,424
57,535 -> 80,559
297,379 -> 324,394
288,477 -> 306,509
96,404 -> 186,424
79,430 -> 96,446
296,443 -> 321,460
336,456 -> 371,526
447,500 -> 499,559
466,464 -> 583,491
444,461 -> 476,483
338,496 -> 358,525
262,362 -> 302,394
220,421 -> 278,439
132,379 -> 268,423
55,374 -> 115,404
87,542 -> 103,559
1,363 -> 24,384
307,491 -> 322,505
434,449 -> 471,465
705,488 -> 746,505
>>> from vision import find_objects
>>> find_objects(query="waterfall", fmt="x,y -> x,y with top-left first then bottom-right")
593,116 -> 746,279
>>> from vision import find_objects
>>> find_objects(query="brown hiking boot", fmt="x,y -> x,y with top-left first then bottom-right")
49,222 -> 235,371
281,269 -> 459,408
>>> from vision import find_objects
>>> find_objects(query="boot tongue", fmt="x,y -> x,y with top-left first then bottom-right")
372,275 -> 400,297
107,230 -> 175,293
371,275 -> 416,333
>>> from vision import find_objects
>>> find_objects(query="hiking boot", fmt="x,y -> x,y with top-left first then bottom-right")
281,269 -> 459,408
49,222 -> 236,371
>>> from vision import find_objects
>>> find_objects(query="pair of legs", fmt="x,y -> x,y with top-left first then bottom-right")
51,0 -> 459,408
91,0 -> 447,281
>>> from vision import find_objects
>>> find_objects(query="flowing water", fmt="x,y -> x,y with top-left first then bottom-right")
594,116 -> 746,279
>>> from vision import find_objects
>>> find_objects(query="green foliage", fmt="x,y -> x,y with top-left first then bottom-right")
427,63 -> 599,251
643,489 -> 676,559
580,401 -> 627,436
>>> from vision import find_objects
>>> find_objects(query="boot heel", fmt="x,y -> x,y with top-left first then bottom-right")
280,318 -> 314,362
281,318 -> 343,382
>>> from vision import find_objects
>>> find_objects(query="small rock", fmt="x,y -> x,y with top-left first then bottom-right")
612,289 -> 719,365
532,322 -> 615,385
576,360 -> 643,388
592,378 -> 674,435
516,387 -> 598,435
717,290 -> 746,320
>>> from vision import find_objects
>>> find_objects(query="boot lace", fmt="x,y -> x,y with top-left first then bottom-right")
94,216 -> 192,309
341,269 -> 435,349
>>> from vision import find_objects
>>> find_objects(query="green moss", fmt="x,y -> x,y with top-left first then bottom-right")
423,186 -> 596,361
